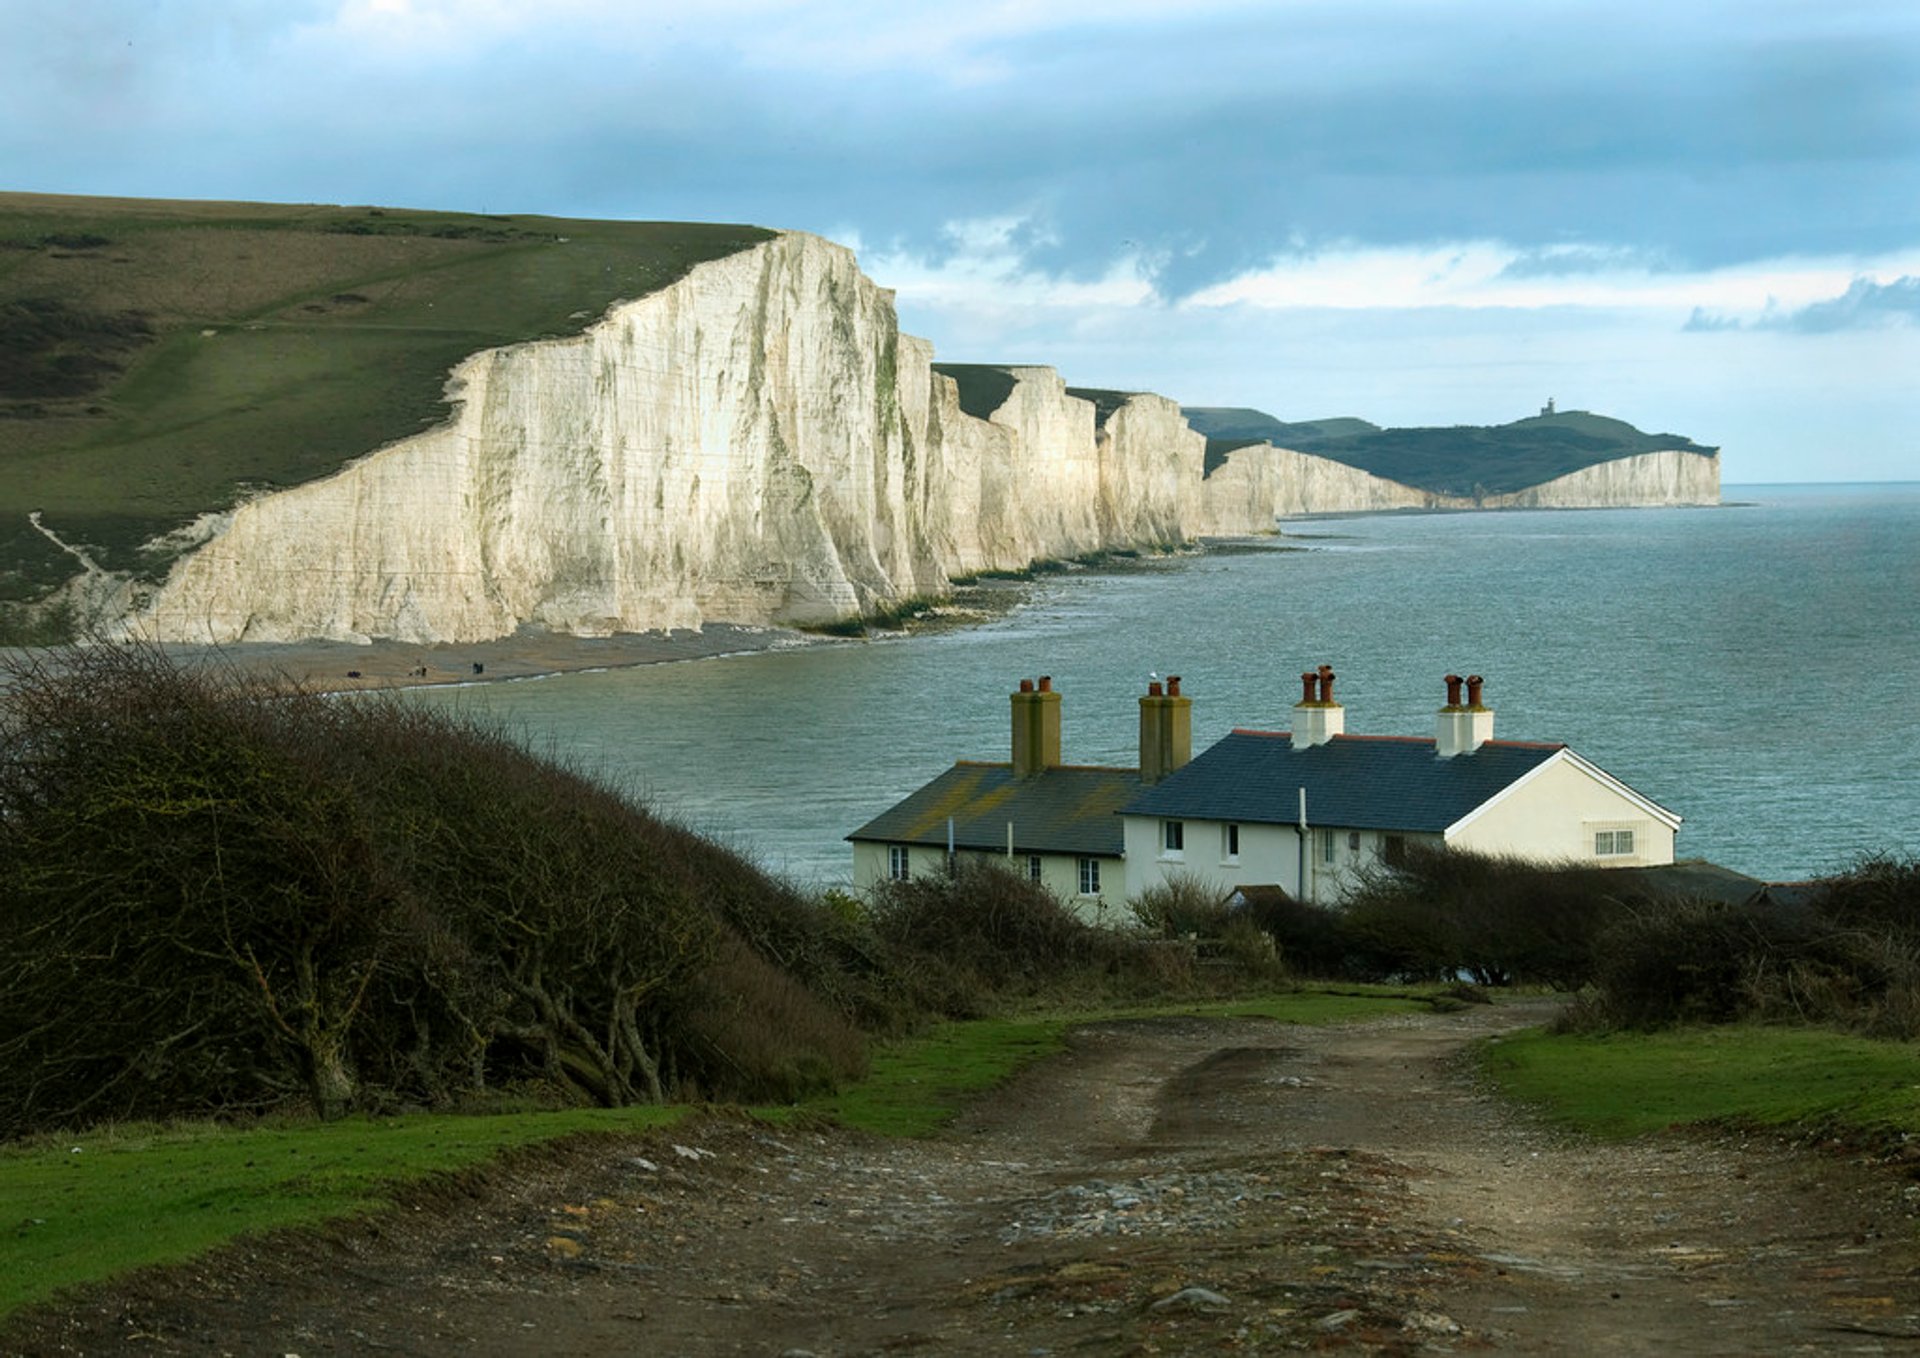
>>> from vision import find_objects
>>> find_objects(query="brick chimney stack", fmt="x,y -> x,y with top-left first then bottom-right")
1010,676 -> 1063,778
1435,672 -> 1495,757
1139,675 -> 1193,785
1294,663 -> 1346,747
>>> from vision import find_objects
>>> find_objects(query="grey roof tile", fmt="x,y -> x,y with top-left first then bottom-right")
1120,730 -> 1565,833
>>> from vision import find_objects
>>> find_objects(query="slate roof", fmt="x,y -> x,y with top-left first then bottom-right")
846,762 -> 1137,857
1119,730 -> 1567,833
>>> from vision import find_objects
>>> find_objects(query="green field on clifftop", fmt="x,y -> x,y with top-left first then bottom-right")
0,193 -> 772,615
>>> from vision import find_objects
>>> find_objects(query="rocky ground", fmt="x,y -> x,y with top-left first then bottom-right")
11,1001 -> 1920,1355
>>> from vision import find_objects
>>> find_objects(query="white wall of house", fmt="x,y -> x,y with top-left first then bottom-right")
1124,815 -> 1306,901
1447,753 -> 1677,866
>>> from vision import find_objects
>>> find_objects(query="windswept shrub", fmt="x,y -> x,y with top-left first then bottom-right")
1339,844 -> 1630,987
867,859 -> 1103,1013
1235,893 -> 1356,979
0,643 -> 865,1134
1576,858 -> 1920,1035
1130,874 -> 1232,940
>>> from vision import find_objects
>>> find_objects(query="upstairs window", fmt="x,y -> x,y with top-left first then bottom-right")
1595,828 -> 1636,857
1078,857 -> 1101,896
1163,820 -> 1185,855
888,844 -> 911,881
1321,829 -> 1336,864
1027,854 -> 1044,883
1223,823 -> 1240,862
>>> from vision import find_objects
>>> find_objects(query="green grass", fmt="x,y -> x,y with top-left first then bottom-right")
0,985 -> 1429,1321
1479,1024 -> 1920,1141
0,192 -> 773,605
0,1104 -> 686,1321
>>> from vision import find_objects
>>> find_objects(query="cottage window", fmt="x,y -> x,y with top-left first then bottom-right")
1163,820 -> 1185,856
888,844 -> 911,881
1348,830 -> 1361,852
1595,828 -> 1635,857
1078,857 -> 1101,896
1223,823 -> 1240,862
1321,829 -> 1336,864
1027,854 -> 1044,883
1383,835 -> 1408,865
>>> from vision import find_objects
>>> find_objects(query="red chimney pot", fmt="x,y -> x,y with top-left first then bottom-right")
1445,673 -> 1463,707
1018,678 -> 1034,693
1167,675 -> 1182,697
1300,672 -> 1319,703
1318,665 -> 1336,703
1147,680 -> 1163,697
1038,675 -> 1053,693
1466,674 -> 1484,707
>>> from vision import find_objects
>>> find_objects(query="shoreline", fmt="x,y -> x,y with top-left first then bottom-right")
0,538 -> 1294,696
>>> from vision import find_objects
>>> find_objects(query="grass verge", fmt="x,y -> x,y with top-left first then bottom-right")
0,1105 -> 684,1321
1477,1024 -> 1920,1141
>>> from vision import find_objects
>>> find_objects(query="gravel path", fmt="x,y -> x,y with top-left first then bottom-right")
12,1002 -> 1920,1355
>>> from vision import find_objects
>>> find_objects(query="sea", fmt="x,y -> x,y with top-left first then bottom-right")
405,484 -> 1919,888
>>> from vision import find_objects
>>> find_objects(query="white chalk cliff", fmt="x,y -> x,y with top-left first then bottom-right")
115,232 -> 1719,645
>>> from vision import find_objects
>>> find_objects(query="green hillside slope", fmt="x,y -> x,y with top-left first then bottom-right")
0,193 -> 772,620
1182,405 -> 1716,497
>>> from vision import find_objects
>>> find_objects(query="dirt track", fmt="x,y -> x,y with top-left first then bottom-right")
13,1002 -> 1920,1355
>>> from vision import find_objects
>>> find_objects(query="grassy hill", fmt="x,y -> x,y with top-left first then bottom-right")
1182,405 -> 1716,497
0,193 -> 772,624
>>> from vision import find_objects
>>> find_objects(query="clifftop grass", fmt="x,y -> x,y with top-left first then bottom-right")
0,192 -> 772,607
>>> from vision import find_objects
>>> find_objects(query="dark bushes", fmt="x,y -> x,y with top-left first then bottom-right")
1574,858 -> 1920,1035
867,859 -> 1102,1013
1337,844 -> 1629,987
0,644 -> 866,1134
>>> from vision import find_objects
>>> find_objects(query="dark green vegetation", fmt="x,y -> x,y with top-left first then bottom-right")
0,643 -> 875,1133
0,192 -> 773,614
932,362 -> 1019,420
1063,385 -> 1142,426
1183,404 -> 1716,495
1183,845 -> 1920,1041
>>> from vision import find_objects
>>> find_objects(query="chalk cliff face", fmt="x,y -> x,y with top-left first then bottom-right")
114,232 -> 1718,645
1483,449 -> 1720,509
1197,443 -> 1719,526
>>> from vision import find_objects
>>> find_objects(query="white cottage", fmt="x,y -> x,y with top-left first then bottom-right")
1119,668 -> 1681,905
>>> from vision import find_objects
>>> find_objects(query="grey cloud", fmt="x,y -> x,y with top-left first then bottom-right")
5,2 -> 1919,302
1766,276 -> 1920,332
1683,307 -> 1744,332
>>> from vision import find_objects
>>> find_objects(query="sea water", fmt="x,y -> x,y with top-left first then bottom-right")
407,484 -> 1919,886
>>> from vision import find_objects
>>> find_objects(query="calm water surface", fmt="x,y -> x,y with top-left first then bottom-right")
409,484 -> 1919,886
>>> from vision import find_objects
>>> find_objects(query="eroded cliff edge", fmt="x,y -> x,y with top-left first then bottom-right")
109,231 -> 1718,645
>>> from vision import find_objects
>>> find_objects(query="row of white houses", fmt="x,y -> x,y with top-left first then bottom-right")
847,668 -> 1680,918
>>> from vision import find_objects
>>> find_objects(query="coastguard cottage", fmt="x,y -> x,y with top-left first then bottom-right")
848,668 -> 1680,914
1121,667 -> 1679,905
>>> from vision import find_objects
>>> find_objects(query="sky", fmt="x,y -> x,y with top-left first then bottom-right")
5,1 -> 1918,482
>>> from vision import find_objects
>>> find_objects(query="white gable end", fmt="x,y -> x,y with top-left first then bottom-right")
1446,748 -> 1678,865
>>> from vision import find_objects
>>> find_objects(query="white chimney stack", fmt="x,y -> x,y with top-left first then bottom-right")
1294,664 -> 1345,747
1435,673 -> 1495,757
